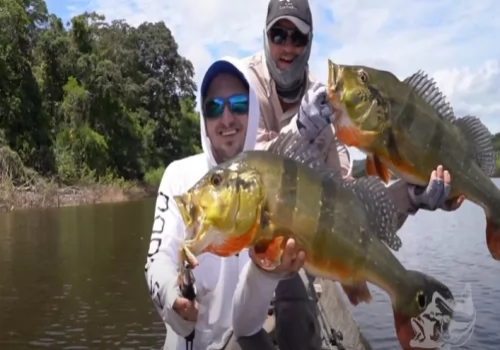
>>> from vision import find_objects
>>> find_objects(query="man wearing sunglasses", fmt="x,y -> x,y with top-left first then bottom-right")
144,56 -> 302,350
237,1 -> 349,349
233,0 -> 465,349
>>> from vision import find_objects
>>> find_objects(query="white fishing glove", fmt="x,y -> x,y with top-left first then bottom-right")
296,82 -> 334,142
407,179 -> 452,211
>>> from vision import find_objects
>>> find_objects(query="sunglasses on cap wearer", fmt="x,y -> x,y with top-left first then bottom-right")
268,27 -> 309,47
203,94 -> 249,119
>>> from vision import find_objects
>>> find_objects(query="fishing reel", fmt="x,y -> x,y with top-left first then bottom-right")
180,260 -> 196,301
179,261 -> 196,350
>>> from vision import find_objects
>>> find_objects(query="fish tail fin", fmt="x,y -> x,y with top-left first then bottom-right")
340,282 -> 372,306
454,115 -> 496,176
346,176 -> 402,251
486,217 -> 500,261
392,270 -> 455,350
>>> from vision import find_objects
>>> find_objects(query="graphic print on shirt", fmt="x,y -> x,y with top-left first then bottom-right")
145,191 -> 170,311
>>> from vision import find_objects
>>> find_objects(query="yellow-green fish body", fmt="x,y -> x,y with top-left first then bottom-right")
174,132 -> 454,349
327,60 -> 500,261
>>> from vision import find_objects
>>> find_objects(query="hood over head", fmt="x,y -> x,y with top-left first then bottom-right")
199,57 -> 260,168
263,0 -> 313,103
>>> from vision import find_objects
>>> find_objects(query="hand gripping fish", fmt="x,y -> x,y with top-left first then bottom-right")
173,131 -> 454,349
327,59 -> 500,261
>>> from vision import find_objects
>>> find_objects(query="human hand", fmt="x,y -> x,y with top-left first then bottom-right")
296,82 -> 334,142
172,297 -> 198,322
408,165 -> 465,212
173,271 -> 198,322
249,238 -> 306,277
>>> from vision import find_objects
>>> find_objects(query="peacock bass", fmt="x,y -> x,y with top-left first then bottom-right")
173,131 -> 454,349
327,59 -> 500,262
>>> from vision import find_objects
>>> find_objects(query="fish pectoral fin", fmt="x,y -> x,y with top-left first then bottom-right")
336,125 -> 378,149
340,281 -> 372,306
365,155 -> 391,183
252,236 -> 286,271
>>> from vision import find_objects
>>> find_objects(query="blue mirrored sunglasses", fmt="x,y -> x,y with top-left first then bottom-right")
204,94 -> 249,119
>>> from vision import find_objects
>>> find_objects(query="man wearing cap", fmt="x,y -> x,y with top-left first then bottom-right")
144,54 -> 311,350
238,1 -> 350,349
234,0 -> 465,349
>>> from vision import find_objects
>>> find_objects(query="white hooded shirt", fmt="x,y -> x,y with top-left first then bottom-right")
144,57 -> 281,350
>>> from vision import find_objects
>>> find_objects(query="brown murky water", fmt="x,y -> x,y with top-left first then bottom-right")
0,199 -> 165,349
1,184 -> 500,350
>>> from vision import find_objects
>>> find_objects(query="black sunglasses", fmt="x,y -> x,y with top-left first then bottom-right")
203,94 -> 249,119
268,27 -> 309,47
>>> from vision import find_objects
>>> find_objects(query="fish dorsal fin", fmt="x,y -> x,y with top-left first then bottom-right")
403,70 -> 456,123
267,131 -> 343,180
343,176 -> 402,251
403,72 -> 496,176
453,115 -> 497,177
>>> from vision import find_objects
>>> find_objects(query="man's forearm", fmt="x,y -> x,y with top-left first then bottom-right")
232,261 -> 283,337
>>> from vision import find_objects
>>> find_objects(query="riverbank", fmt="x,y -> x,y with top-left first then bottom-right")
0,182 -> 158,212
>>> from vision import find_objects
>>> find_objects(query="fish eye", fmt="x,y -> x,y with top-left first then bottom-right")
210,173 -> 223,187
416,291 -> 427,310
358,70 -> 368,83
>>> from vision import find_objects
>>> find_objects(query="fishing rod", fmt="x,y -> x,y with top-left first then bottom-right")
180,261 -> 196,350
306,278 -> 346,350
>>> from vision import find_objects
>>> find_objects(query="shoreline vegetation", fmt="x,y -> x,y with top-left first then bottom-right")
2,2 -> 499,213
1,3 -> 201,212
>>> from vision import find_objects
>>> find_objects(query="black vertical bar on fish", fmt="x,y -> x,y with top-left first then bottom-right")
428,120 -> 445,158
316,177 -> 338,238
276,158 -> 299,225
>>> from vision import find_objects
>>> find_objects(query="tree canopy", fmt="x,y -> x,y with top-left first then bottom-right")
0,0 -> 201,187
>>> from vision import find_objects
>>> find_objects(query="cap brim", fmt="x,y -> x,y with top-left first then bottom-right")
200,60 -> 248,99
266,16 -> 310,34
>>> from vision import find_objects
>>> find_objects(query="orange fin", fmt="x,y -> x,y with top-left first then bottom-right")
253,236 -> 286,270
340,281 -> 372,306
365,155 -> 391,183
203,220 -> 258,257
486,218 -> 500,261
335,125 -> 377,149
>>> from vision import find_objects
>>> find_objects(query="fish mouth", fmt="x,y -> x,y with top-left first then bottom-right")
328,59 -> 344,103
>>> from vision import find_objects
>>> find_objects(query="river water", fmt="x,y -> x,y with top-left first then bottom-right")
0,180 -> 499,349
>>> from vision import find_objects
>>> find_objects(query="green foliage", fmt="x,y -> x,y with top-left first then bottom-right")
144,167 -> 165,186
0,0 -> 201,187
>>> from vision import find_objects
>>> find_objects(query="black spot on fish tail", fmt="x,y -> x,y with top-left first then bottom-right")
403,70 -> 456,123
453,115 -> 496,177
267,131 -> 342,179
344,176 -> 402,251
